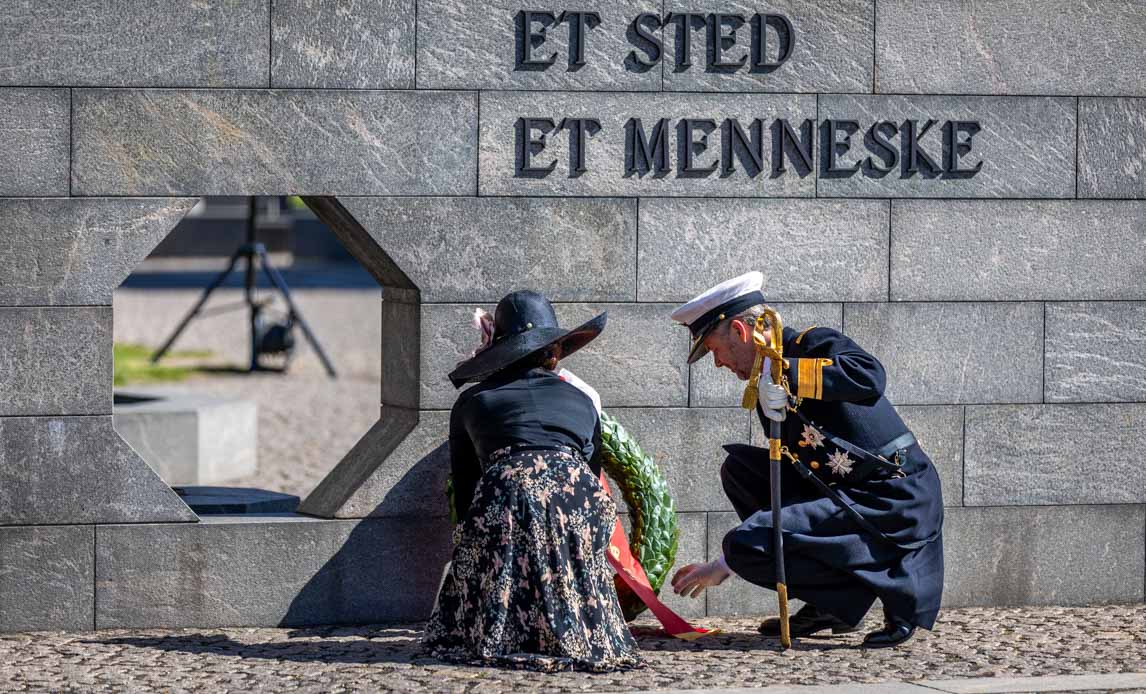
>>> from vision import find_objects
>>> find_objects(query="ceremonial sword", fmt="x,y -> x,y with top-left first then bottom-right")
740,306 -> 791,649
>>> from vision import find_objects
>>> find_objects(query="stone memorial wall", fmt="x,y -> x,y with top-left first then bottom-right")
1,0 -> 1144,631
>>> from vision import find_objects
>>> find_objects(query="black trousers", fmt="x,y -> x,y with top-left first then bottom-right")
719,452 -> 878,627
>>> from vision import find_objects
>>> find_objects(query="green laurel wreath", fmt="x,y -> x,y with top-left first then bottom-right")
445,410 -> 679,622
598,410 -> 680,621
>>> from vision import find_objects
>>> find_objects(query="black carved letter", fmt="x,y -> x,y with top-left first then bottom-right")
626,12 -> 664,71
560,11 -> 601,70
678,118 -> 719,178
709,13 -> 748,70
515,117 -> 557,177
625,118 -> 671,177
771,118 -> 814,177
666,13 -> 707,70
863,121 -> 899,177
559,117 -> 602,176
721,118 -> 764,177
902,119 -> 942,177
820,119 -> 861,178
751,14 -> 794,72
515,11 -> 558,70
943,120 -> 983,177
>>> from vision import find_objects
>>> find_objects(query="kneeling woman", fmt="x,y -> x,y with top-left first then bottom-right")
423,290 -> 644,672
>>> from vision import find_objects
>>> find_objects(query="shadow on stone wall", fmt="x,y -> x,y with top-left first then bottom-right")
281,442 -> 453,627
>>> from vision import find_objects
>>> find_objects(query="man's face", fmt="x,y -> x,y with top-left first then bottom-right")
702,320 -> 761,380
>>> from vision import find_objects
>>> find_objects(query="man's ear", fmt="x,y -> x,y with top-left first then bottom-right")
730,319 -> 751,343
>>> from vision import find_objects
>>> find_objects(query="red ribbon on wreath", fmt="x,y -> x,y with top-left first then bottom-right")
599,472 -> 720,641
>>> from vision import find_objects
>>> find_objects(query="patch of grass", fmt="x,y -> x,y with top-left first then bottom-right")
113,343 -> 214,386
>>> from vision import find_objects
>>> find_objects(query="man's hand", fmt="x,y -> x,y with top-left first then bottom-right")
761,382 -> 788,422
671,559 -> 731,598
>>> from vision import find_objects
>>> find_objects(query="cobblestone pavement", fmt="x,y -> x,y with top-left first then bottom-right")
2,606 -> 1142,693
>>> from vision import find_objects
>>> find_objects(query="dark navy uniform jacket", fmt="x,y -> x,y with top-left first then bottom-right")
720,326 -> 945,629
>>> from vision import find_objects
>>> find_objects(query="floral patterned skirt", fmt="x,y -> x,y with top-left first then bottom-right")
422,445 -> 646,672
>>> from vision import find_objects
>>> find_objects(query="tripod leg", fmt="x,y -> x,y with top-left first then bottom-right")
245,197 -> 260,372
150,250 -> 244,364
255,246 -> 339,378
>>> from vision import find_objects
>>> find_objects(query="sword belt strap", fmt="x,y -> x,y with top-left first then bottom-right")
791,408 -> 915,483
760,405 -> 930,551
786,454 -> 933,551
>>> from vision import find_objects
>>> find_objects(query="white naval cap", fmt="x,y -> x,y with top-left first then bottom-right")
670,271 -> 766,363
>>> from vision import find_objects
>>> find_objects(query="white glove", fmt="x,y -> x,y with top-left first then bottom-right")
760,382 -> 788,422
670,558 -> 731,599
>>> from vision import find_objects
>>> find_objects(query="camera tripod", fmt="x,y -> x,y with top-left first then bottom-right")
150,197 -> 338,378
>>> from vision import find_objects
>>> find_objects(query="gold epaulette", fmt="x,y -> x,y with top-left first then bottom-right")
795,326 -> 818,345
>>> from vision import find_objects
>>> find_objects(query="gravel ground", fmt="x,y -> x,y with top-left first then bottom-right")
114,288 -> 383,498
1,606 -> 1142,693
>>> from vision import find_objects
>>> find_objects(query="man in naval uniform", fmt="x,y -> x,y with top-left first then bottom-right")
668,272 -> 944,648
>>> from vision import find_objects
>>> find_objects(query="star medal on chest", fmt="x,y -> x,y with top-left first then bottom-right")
799,424 -> 825,449
826,450 -> 855,476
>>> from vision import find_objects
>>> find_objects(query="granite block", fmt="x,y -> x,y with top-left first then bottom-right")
1046,302 -> 1146,403
0,525 -> 94,632
706,511 -> 805,617
73,89 -> 477,196
478,91 -> 816,196
843,302 -> 1043,405
1079,98 -> 1146,199
299,408 -> 449,519
95,514 -> 453,628
875,0 -> 1146,96
897,406 -> 964,508
417,0 -> 661,90
690,303 -> 843,407
418,304 -> 496,409
0,0 -> 269,87
638,198 -> 888,302
964,403 -> 1146,506
419,303 -> 690,409
0,416 -> 196,525
890,201 -> 1146,301
606,408 -> 748,513
662,0 -> 873,93
818,95 -> 1076,199
272,0 -> 415,88
340,197 -> 637,303
943,505 -> 1145,607
381,296 -> 420,410
0,307 -> 111,416
0,198 -> 195,306
0,88 -> 69,195
563,303 -> 691,408
301,197 -> 421,292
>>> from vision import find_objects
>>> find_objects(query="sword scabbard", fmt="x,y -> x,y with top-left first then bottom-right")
777,582 -> 792,648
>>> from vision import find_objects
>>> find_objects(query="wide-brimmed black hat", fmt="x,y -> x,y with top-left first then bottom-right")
448,290 -> 606,388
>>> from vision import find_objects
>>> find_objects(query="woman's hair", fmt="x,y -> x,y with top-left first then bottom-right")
511,344 -> 562,371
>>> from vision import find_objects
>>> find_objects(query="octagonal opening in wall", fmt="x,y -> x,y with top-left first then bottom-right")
111,196 -> 411,515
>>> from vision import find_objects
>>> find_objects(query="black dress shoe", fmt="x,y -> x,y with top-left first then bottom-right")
759,604 -> 861,637
862,616 -> 916,648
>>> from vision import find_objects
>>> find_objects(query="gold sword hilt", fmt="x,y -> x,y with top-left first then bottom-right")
741,307 -> 787,410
